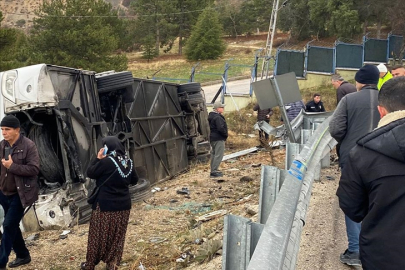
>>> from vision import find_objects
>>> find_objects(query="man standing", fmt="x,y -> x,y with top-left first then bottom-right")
391,65 -> 405,77
377,63 -> 392,89
0,115 -> 39,269
253,103 -> 273,141
331,74 -> 356,104
208,102 -> 228,178
305,93 -> 325,112
329,64 -> 380,267
337,77 -> 405,269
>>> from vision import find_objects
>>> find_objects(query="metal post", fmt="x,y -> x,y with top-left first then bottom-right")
261,0 -> 279,79
272,78 -> 296,142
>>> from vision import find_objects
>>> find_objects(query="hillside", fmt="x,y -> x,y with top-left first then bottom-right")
0,0 -> 127,29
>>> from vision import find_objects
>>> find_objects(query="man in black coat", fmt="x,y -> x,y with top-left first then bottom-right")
305,93 -> 325,112
329,64 -> 381,267
208,102 -> 228,178
331,74 -> 356,104
337,77 -> 405,270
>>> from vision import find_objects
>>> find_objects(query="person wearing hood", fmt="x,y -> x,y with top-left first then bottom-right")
329,64 -> 381,267
81,136 -> 139,270
337,77 -> 405,269
208,101 -> 228,178
376,63 -> 392,90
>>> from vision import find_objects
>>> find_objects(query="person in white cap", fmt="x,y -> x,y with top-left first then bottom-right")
377,63 -> 392,90
208,101 -> 228,178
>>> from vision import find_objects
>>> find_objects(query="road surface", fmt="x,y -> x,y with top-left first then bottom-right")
202,79 -> 252,102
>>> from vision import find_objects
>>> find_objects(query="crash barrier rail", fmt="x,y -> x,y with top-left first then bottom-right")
222,114 -> 337,270
275,32 -> 404,77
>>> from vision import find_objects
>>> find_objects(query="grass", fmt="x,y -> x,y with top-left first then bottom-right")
127,37 -> 273,84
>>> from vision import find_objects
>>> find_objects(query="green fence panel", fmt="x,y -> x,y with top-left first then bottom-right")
276,50 -> 305,77
364,39 -> 388,63
307,47 -> 334,73
335,43 -> 363,69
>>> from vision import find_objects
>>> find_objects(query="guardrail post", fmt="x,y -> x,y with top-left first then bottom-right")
258,166 -> 284,224
285,142 -> 300,170
300,129 -> 313,144
245,222 -> 265,269
222,215 -> 252,270
321,151 -> 330,168
313,162 -> 321,181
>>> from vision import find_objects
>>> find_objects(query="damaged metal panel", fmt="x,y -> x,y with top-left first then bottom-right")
127,79 -> 189,185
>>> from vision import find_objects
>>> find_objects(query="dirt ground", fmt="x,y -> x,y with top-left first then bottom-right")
297,164 -> 362,270
15,141 -> 286,270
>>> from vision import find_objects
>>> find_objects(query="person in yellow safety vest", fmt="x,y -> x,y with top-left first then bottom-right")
377,63 -> 393,90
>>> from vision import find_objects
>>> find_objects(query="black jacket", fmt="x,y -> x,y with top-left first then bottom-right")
337,116 -> 405,270
208,111 -> 228,142
253,104 -> 273,122
87,156 -> 138,212
336,81 -> 356,104
329,85 -> 380,167
305,100 -> 325,112
0,136 -> 40,208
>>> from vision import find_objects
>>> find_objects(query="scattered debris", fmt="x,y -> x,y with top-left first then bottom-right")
252,163 -> 262,168
138,262 -> 146,270
216,179 -> 225,183
194,239 -> 222,263
149,237 -> 167,244
59,230 -> 71,239
25,233 -> 40,241
227,168 -> 240,172
240,176 -> 254,182
177,187 -> 190,195
195,210 -> 227,222
151,187 -> 161,193
326,176 -> 335,181
169,199 -> 179,203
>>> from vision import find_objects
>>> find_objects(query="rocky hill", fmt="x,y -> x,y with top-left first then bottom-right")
0,0 -> 128,30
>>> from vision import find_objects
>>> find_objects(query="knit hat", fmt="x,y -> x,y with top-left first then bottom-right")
377,63 -> 387,73
355,65 -> 379,85
0,115 -> 20,128
213,101 -> 225,110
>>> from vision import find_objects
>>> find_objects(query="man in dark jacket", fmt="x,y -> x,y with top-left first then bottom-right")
305,93 -> 325,112
329,64 -> 380,267
208,102 -> 228,178
0,115 -> 40,269
337,77 -> 405,270
331,74 -> 356,104
253,103 -> 273,141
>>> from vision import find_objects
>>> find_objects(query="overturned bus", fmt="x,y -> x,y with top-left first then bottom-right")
0,64 -> 210,230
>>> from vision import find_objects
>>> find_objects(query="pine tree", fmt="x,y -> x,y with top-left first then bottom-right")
185,7 -> 226,61
29,0 -> 127,72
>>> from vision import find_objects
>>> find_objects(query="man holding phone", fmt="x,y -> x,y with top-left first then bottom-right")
0,115 -> 40,269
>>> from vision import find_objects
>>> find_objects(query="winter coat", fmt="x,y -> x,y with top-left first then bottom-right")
305,100 -> 325,112
208,111 -> 228,142
329,85 -> 380,167
336,81 -> 356,104
253,104 -> 273,122
337,113 -> 405,270
87,156 -> 138,212
377,71 -> 393,90
0,136 -> 40,208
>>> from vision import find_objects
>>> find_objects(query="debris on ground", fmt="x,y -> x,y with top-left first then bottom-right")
196,210 -> 227,222
177,187 -> 190,195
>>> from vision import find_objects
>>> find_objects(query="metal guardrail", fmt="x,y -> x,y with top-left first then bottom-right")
222,113 -> 337,270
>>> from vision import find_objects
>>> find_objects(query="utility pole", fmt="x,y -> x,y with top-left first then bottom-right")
261,0 -> 288,79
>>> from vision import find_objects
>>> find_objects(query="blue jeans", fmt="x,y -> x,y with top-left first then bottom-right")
0,192 -> 30,267
345,214 -> 361,253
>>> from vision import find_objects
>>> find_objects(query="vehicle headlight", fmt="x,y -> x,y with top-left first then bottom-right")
1,70 -> 17,103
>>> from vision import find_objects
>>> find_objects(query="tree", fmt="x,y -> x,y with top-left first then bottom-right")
327,2 -> 361,38
185,7 -> 226,61
0,11 -> 30,71
29,0 -> 127,72
278,0 -> 312,41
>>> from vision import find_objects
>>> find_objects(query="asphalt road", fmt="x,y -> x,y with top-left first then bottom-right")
202,79 -> 252,103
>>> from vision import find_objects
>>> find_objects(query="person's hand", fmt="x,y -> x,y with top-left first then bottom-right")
266,114 -> 270,119
97,148 -> 106,159
1,155 -> 13,169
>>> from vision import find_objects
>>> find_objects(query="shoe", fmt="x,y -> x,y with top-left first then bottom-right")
8,255 -> 31,268
80,262 -> 87,270
339,249 -> 361,266
210,171 -> 223,178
